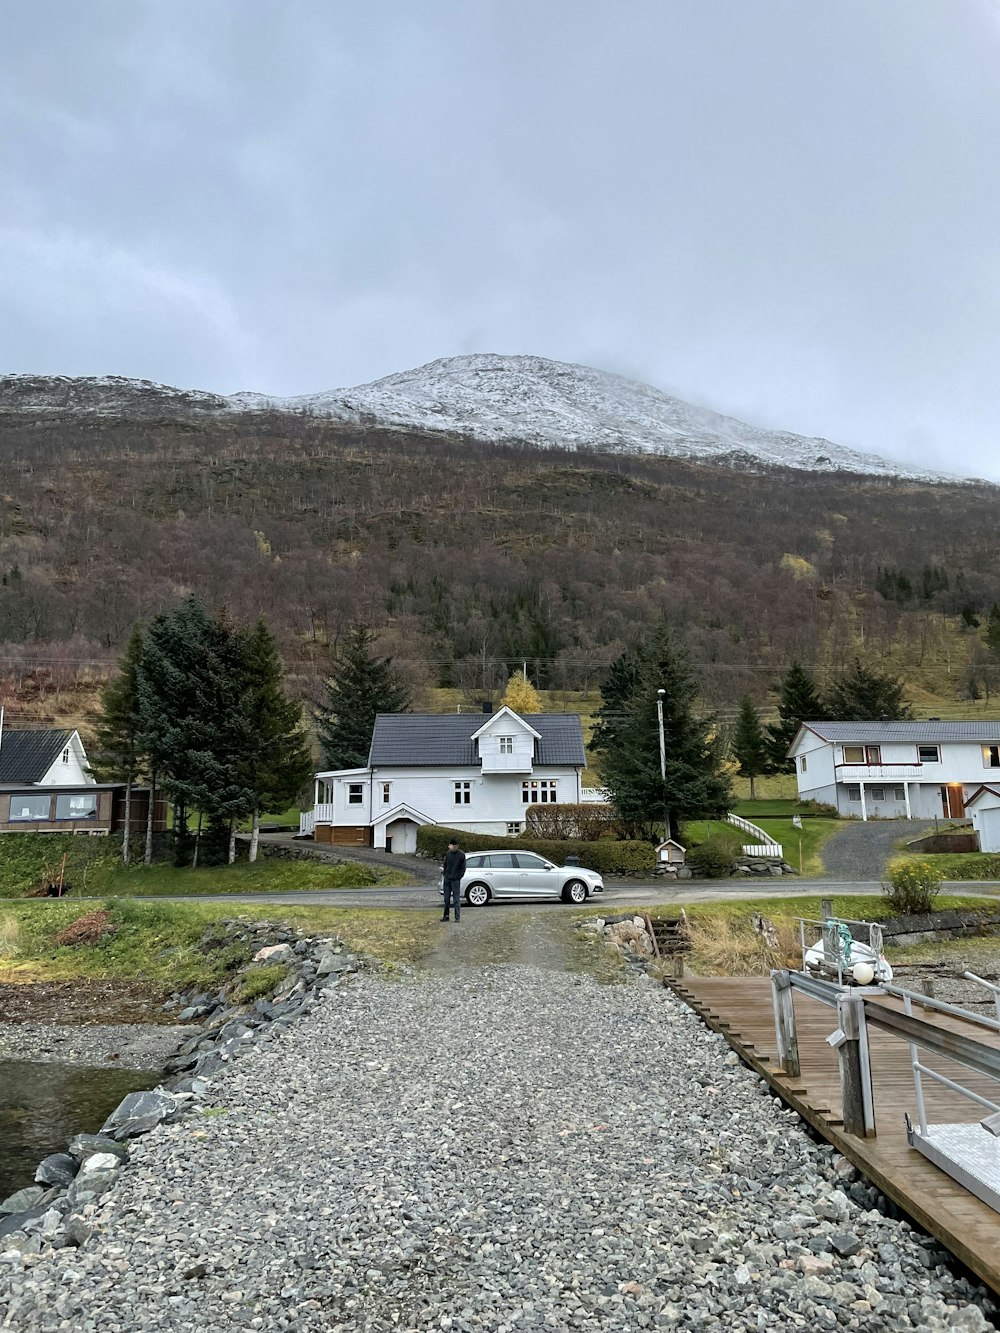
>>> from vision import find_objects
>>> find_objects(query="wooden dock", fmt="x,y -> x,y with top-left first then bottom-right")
670,975 -> 1000,1294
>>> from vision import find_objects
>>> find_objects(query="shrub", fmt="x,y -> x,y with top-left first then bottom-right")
686,836 -> 738,879
415,825 -> 654,876
524,802 -> 618,841
882,860 -> 944,915
798,799 -> 840,818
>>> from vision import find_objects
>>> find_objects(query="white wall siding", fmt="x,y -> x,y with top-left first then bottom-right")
39,732 -> 93,787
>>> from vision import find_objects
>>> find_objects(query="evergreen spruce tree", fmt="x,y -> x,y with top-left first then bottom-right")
236,619 -> 314,863
316,627 -> 410,770
90,625 -> 145,865
730,694 -> 768,799
765,661 -> 824,772
591,647 -> 643,759
136,599 -> 252,866
597,625 -> 730,840
824,658 -> 913,722
501,670 -> 541,714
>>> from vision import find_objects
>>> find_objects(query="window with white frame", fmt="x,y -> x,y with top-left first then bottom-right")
918,745 -> 940,763
984,745 -> 1000,769
522,779 -> 558,804
506,821 -> 521,835
454,781 -> 472,805
800,755 -> 807,772
498,736 -> 514,754
842,745 -> 865,764
62,747 -> 70,764
892,786 -> 905,801
870,786 -> 885,801
381,783 -> 391,804
347,784 -> 364,805
846,784 -> 861,801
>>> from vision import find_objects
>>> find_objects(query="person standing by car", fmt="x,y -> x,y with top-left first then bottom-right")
441,839 -> 466,922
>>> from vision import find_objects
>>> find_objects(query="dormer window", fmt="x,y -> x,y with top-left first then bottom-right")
498,736 -> 514,754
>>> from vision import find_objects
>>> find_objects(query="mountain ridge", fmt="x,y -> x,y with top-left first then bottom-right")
0,353 -> 963,483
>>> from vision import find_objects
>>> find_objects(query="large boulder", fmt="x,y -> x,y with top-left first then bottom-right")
101,1088 -> 182,1140
67,1133 -> 128,1164
34,1153 -> 78,1187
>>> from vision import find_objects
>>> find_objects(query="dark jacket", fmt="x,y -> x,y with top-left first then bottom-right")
442,848 -> 466,881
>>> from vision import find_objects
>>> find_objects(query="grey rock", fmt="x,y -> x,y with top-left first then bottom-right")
67,1133 -> 128,1163
61,1216 -> 95,1248
0,1186 -> 44,1215
101,1088 -> 182,1139
829,1230 -> 863,1258
34,1153 -> 78,1187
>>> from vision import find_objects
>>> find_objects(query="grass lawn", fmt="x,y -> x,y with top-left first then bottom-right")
887,851 -> 1000,882
0,899 -> 439,985
0,833 -> 410,899
682,817 -> 839,877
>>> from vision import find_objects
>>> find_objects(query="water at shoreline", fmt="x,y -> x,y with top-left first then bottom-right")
0,1059 -> 157,1199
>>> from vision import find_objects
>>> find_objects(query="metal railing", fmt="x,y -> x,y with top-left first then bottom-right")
796,913 -> 886,987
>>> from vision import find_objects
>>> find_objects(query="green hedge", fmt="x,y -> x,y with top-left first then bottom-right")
416,825 -> 655,876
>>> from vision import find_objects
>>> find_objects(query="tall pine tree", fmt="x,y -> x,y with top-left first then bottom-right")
731,694 -> 768,799
597,625 -> 730,840
986,605 -> 1000,661
316,627 -> 410,769
824,658 -> 913,722
90,625 -> 145,865
766,661 -> 824,772
236,619 -> 314,862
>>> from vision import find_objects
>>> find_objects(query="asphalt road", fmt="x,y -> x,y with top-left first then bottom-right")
73,878 -> 1000,910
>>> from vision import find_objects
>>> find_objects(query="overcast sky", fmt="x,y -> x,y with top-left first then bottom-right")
2,1 -> 1000,477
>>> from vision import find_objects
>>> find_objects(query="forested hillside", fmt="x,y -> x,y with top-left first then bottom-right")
2,409 -> 999,723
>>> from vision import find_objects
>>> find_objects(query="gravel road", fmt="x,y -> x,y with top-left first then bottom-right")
817,821 -> 935,882
1,916 -> 993,1332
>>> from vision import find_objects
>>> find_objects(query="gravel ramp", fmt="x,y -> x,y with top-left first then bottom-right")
818,820 -> 935,882
2,941 -> 994,1332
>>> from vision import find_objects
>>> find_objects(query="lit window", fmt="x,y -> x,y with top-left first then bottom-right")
498,736 -> 514,754
454,782 -> 471,805
347,784 -> 364,805
506,822 -> 521,835
984,746 -> 1000,769
522,780 -> 558,804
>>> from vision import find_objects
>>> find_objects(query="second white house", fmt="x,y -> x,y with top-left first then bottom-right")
302,706 -> 588,852
789,720 -> 1000,821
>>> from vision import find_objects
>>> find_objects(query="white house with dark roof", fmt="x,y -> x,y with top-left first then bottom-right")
788,720 -> 1000,821
302,707 -> 588,852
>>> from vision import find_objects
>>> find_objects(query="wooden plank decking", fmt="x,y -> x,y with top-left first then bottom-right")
669,975 -> 1000,1295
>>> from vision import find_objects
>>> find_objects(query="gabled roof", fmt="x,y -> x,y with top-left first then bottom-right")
793,720 -> 1000,748
371,801 -> 436,827
471,706 -> 542,741
964,785 -> 1000,810
0,728 -> 74,784
368,712 -> 586,767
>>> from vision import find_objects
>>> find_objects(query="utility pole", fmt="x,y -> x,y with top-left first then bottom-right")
657,688 -> 670,841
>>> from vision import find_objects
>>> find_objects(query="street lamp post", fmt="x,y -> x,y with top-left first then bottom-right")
657,688 -> 670,841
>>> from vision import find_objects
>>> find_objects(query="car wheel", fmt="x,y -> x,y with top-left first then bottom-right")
562,879 -> 589,905
466,882 -> 491,907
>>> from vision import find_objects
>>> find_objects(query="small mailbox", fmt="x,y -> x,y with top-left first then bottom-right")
656,838 -> 686,865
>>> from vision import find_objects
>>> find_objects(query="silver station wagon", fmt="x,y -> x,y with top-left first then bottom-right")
440,851 -> 604,906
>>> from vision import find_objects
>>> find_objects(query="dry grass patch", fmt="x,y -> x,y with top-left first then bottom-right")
52,909 -> 115,948
683,911 -> 801,977
0,913 -> 20,958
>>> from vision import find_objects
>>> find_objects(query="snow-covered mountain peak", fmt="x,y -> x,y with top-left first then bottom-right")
0,355 -> 963,482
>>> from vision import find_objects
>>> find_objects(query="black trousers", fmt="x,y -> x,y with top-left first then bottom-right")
442,877 -> 462,918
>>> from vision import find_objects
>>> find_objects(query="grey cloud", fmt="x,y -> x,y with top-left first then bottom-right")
1,0 -> 1000,478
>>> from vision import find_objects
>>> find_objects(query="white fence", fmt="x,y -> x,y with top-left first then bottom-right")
726,811 -> 782,860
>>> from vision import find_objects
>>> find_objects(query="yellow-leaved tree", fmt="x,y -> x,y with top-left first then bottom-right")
502,671 -> 541,714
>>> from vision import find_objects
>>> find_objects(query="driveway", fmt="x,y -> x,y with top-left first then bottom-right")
817,819 -> 935,881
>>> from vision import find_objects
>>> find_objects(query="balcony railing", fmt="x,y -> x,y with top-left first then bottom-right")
835,764 -> 923,780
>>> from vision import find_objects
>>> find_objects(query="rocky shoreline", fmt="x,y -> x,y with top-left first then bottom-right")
1,923 -> 997,1331
0,918 -> 362,1268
